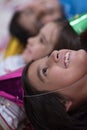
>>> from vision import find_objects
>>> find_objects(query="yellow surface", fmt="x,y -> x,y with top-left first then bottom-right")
4,37 -> 25,59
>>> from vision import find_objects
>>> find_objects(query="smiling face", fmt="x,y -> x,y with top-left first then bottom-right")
22,22 -> 60,63
27,49 -> 87,95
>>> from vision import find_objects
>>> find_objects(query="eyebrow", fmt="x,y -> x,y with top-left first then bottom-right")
37,66 -> 44,83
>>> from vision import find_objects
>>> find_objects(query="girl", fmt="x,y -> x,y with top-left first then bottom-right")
22,49 -> 87,130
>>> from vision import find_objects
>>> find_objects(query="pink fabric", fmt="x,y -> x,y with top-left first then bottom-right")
0,68 -> 23,80
0,68 -> 35,130
0,68 -> 24,107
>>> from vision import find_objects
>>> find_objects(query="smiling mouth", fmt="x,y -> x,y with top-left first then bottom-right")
64,52 -> 71,68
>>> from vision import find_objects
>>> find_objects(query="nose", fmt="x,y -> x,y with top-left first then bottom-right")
48,50 -> 59,63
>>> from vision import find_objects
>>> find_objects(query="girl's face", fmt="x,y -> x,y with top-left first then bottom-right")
18,0 -> 62,35
23,22 -> 61,63
27,49 -> 87,93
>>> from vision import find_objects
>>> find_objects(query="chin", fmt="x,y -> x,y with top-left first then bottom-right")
79,49 -> 87,54
79,50 -> 87,72
78,49 -> 87,61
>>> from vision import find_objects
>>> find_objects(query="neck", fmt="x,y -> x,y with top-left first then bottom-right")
61,74 -> 87,110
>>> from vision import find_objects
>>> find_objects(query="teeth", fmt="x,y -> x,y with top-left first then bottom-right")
64,52 -> 70,68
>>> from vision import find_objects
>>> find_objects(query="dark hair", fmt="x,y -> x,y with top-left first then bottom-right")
9,11 -> 35,46
80,30 -> 87,51
53,19 -> 85,52
22,62 -> 87,130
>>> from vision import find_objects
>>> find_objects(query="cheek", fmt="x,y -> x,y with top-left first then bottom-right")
69,65 -> 86,83
32,46 -> 46,59
68,54 -> 87,82
48,68 -> 67,87
48,67 -> 80,89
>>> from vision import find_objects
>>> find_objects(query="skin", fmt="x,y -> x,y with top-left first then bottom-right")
22,22 -> 61,63
27,49 -> 87,109
37,0 -> 63,24
17,0 -> 62,34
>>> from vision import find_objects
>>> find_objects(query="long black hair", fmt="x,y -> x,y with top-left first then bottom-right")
80,30 -> 87,51
22,62 -> 87,130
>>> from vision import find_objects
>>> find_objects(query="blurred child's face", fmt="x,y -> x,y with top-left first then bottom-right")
18,0 -> 63,35
22,22 -> 61,63
39,0 -> 63,24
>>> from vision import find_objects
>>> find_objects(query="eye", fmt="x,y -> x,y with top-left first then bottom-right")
40,37 -> 44,43
48,52 -> 52,57
42,67 -> 48,76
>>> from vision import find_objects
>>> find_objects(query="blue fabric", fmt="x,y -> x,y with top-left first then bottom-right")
59,0 -> 87,18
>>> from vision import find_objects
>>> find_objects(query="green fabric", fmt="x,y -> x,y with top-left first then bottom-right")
69,14 -> 87,35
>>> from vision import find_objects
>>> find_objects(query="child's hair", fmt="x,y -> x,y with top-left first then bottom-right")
9,11 -> 35,46
80,30 -> 87,50
53,19 -> 84,52
22,61 -> 87,130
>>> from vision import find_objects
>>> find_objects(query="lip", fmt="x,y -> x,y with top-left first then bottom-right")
59,51 -> 71,68
64,51 -> 71,68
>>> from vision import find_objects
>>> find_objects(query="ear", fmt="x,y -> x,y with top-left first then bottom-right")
65,100 -> 72,111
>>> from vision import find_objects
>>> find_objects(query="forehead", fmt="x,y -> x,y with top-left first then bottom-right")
41,22 -> 60,43
40,22 -> 62,42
